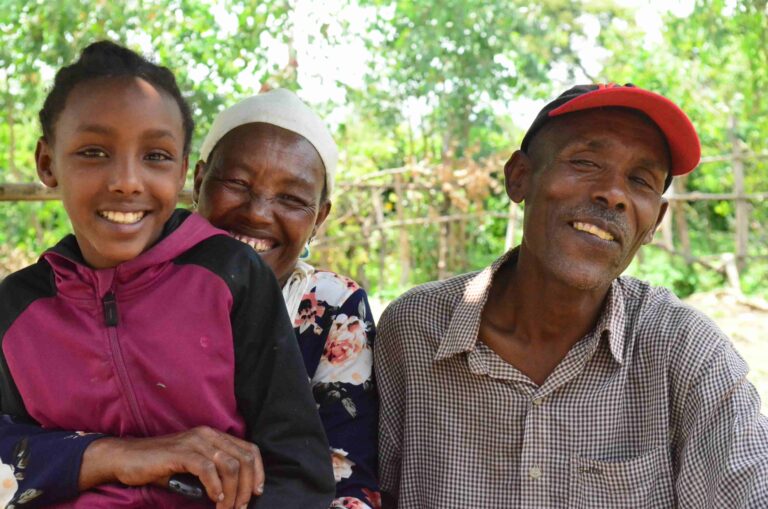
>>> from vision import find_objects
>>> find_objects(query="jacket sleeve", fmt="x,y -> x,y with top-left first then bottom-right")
229,254 -> 335,509
0,414 -> 105,507
0,266 -> 106,507
311,287 -> 380,508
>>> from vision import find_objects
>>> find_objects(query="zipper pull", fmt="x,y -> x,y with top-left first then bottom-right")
102,291 -> 119,327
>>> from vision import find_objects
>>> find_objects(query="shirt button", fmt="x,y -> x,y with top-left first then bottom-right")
529,466 -> 542,480
532,397 -> 543,406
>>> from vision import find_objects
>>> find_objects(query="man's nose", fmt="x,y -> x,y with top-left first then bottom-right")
108,157 -> 144,195
591,170 -> 628,212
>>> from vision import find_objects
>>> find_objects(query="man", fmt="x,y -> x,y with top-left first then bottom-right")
375,83 -> 768,508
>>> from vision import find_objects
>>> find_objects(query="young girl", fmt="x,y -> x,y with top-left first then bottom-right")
0,41 -> 334,508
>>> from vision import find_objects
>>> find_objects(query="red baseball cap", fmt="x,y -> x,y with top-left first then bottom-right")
520,83 -> 701,177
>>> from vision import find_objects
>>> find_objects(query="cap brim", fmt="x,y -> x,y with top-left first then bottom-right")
549,87 -> 700,176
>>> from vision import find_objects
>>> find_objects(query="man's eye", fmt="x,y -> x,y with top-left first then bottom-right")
571,159 -> 597,167
630,175 -> 659,191
78,148 -> 108,158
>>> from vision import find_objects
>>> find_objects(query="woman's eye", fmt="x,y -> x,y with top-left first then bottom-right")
222,178 -> 249,189
279,194 -> 308,206
78,148 -> 108,158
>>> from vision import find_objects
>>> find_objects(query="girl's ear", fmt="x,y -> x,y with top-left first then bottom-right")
35,138 -> 58,188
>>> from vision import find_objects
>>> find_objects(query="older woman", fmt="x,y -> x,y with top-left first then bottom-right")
193,89 -> 380,509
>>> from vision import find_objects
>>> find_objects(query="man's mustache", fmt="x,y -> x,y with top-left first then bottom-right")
567,204 -> 629,242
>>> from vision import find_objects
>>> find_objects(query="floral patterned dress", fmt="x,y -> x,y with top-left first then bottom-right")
294,270 -> 380,509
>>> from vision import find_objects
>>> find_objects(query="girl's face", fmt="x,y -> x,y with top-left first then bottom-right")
36,77 -> 187,269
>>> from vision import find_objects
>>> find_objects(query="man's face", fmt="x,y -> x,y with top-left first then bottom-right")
510,108 -> 669,291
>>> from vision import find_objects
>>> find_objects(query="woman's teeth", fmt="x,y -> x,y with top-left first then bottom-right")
572,221 -> 614,241
99,211 -> 145,224
232,234 -> 274,253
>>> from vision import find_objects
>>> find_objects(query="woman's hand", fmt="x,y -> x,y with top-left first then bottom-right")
79,426 -> 264,509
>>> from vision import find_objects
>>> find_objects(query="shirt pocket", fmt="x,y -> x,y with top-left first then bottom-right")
569,446 -> 673,508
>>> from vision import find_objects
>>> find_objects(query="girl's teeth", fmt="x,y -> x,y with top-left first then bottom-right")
572,221 -> 614,241
100,211 -> 145,224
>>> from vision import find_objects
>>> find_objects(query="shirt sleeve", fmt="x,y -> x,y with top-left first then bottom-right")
673,339 -> 768,507
373,299 -> 407,503
229,255 -> 336,509
309,287 -> 380,509
0,414 -> 105,507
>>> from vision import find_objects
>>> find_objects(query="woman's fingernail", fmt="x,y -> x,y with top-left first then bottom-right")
239,505 -> 248,509
255,483 -> 264,495
217,492 -> 225,502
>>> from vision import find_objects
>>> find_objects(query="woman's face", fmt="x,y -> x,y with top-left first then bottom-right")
194,123 -> 330,285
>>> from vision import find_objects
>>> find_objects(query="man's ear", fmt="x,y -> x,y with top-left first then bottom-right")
504,150 -> 532,204
643,197 -> 669,244
192,159 -> 206,204
35,138 -> 57,188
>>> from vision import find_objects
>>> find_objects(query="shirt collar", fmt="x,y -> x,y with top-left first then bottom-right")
433,248 -> 628,365
434,248 -> 518,362
599,279 -> 628,364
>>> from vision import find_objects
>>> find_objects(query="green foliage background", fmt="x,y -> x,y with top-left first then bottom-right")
0,0 -> 766,299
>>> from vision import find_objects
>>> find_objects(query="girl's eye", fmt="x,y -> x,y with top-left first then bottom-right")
146,151 -> 173,162
78,148 -> 108,158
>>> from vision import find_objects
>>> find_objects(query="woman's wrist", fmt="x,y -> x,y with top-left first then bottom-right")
78,437 -> 122,491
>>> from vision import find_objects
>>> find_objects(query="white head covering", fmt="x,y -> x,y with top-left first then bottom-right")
199,88 -> 338,195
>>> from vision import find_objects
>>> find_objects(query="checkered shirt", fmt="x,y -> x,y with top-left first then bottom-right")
376,249 -> 768,508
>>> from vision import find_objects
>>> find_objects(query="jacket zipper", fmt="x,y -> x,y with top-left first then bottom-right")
103,291 -> 156,507
103,290 -> 150,437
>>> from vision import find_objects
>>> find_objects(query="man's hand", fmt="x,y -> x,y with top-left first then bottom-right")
79,426 -> 264,509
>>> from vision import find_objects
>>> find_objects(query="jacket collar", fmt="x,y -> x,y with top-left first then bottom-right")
42,209 -> 226,297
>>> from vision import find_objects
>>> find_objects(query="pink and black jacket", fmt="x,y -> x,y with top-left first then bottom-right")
0,209 -> 335,508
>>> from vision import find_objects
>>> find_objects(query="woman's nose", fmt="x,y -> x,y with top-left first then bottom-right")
246,193 -> 275,223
